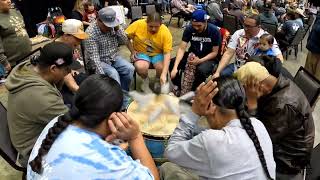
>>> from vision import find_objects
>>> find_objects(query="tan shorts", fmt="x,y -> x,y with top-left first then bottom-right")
304,51 -> 320,80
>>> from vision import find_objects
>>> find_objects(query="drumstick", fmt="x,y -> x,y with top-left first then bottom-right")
129,91 -> 155,111
165,98 -> 179,116
148,107 -> 163,123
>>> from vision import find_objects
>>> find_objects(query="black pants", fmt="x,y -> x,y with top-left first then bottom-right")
175,11 -> 192,21
169,52 -> 218,91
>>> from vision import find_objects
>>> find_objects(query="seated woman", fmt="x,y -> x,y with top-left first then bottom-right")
161,77 -> 276,179
27,74 -> 159,179
125,12 -> 172,92
171,0 -> 195,22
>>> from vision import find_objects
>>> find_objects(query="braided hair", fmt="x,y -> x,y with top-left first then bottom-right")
29,74 -> 123,174
212,76 -> 273,180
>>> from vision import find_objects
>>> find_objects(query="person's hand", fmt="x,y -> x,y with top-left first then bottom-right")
192,80 -> 218,116
212,72 -> 220,79
189,56 -> 201,65
106,112 -> 140,142
160,73 -> 167,85
243,78 -> 264,100
4,63 -> 11,72
170,68 -> 178,79
130,51 -> 137,63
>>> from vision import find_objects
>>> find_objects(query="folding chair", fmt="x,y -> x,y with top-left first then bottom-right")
131,6 -> 143,22
146,4 -> 156,15
222,13 -> 238,35
282,27 -> 307,59
168,0 -> 184,27
0,102 -> 26,179
261,22 -> 278,36
293,66 -> 320,108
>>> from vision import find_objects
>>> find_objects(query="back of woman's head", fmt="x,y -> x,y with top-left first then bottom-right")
212,76 -> 246,110
29,74 -> 123,174
73,74 -> 123,128
212,76 -> 273,180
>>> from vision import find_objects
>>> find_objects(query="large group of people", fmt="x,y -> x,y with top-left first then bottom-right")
0,0 -> 319,179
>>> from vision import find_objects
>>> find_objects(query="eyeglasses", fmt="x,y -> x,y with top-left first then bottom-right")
244,24 -> 258,29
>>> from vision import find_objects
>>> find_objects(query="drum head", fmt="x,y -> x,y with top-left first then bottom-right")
127,94 -> 180,137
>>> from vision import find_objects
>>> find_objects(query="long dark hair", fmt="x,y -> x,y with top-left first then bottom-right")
212,76 -> 273,180
29,74 -> 123,174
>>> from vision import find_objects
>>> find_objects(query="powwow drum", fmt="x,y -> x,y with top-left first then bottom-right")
127,94 -> 180,165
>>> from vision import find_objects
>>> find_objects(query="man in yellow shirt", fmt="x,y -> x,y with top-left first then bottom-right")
125,13 -> 172,92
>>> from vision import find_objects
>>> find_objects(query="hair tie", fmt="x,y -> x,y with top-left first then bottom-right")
69,106 -> 80,120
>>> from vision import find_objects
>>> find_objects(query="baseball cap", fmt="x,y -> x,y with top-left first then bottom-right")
98,7 -> 120,28
62,19 -> 89,40
234,62 -> 270,84
192,10 -> 210,22
37,42 -> 73,67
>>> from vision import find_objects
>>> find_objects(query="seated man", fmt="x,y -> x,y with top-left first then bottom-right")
55,19 -> 89,105
0,0 -> 31,72
5,42 -> 72,167
234,62 -> 315,180
125,12 -> 172,92
84,7 -> 135,109
276,11 -> 303,50
213,14 -> 283,78
171,10 -> 221,92
258,3 -> 278,25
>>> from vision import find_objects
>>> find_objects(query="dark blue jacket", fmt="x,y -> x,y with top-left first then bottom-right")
306,12 -> 320,54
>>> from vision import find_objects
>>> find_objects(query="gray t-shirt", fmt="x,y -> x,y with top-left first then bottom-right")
165,110 -> 276,180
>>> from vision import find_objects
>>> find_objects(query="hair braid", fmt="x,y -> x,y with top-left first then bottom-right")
29,113 -> 73,174
237,107 -> 273,180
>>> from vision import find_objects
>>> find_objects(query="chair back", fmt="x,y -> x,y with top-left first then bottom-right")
0,102 -> 26,172
293,66 -> 320,107
131,6 -> 143,21
222,13 -> 238,34
307,14 -> 315,26
146,4 -> 156,15
261,22 -> 278,36
291,27 -> 306,46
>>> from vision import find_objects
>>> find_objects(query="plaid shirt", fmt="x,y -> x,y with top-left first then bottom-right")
84,21 -> 128,74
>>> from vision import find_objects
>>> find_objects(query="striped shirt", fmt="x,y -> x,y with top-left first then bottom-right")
27,117 -> 154,180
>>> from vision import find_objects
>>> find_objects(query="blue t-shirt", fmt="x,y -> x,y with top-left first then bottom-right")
27,117 -> 154,180
182,23 -> 221,58
254,48 -> 276,56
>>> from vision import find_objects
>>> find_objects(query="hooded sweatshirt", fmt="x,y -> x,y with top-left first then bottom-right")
0,9 -> 32,66
5,60 -> 68,167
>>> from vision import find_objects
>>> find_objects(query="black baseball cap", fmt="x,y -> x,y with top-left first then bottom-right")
37,42 -> 73,67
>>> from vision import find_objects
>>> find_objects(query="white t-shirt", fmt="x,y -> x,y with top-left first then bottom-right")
227,29 -> 282,68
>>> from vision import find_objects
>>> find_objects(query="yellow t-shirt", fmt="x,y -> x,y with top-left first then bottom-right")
125,19 -> 172,56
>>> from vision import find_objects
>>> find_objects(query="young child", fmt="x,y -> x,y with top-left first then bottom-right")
82,1 -> 97,26
254,34 -> 276,57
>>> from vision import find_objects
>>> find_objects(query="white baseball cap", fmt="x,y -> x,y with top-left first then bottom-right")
62,19 -> 89,40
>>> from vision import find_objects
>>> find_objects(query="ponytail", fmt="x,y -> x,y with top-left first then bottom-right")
29,112 -> 74,174
236,105 -> 273,180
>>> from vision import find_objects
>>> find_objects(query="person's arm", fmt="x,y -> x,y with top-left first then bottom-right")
160,28 -> 173,84
84,37 -> 104,74
213,48 -> 235,76
107,112 -> 159,180
173,41 -> 188,70
272,38 -> 284,62
213,30 -> 239,77
199,46 -> 219,63
63,73 -> 79,93
165,113 -> 211,173
0,35 -> 10,70
129,134 -> 159,180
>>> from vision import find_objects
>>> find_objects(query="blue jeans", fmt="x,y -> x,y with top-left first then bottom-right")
101,56 -> 134,109
220,63 -> 236,77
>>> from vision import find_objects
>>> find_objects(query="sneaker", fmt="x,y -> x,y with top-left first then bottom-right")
141,77 -> 152,93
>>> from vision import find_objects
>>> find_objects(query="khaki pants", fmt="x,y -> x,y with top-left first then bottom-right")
159,162 -> 199,180
305,51 -> 320,81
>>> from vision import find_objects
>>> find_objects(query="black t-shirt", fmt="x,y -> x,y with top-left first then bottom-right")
182,23 -> 221,58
